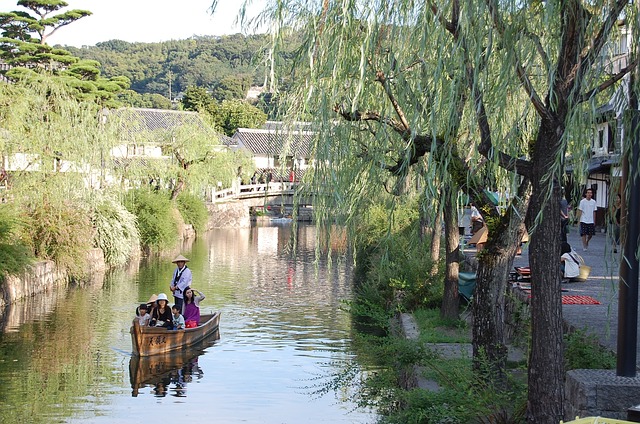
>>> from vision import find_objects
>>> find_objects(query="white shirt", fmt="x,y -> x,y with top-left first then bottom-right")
579,198 -> 597,224
562,252 -> 580,279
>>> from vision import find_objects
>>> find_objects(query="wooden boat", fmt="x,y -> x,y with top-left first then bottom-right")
129,332 -> 218,396
130,312 -> 221,357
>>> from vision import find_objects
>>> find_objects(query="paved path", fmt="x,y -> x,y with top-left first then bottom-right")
511,226 -> 638,366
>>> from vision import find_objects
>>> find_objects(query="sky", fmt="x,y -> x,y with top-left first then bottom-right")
0,0 -> 267,47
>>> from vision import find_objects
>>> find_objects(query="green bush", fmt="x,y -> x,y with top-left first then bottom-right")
176,191 -> 208,234
91,195 -> 140,267
355,201 -> 443,311
565,329 -> 616,370
0,203 -> 33,281
20,193 -> 94,279
124,189 -> 179,251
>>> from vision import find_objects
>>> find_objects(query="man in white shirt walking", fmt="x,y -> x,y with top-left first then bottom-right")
577,188 -> 597,251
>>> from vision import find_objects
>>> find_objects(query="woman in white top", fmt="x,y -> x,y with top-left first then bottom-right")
560,242 -> 580,279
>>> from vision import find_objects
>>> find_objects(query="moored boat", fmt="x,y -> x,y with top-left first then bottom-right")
130,312 -> 221,357
270,217 -> 293,224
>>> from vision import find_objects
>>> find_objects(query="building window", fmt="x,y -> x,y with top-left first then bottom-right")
593,122 -> 614,156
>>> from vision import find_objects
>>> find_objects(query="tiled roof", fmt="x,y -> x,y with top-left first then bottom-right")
108,108 -> 231,144
261,121 -> 313,132
232,127 -> 314,157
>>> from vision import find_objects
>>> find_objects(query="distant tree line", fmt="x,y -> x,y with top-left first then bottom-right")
62,33 -> 298,115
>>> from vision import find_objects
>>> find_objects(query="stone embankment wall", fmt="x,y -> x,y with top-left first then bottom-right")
0,248 -> 106,313
207,202 -> 251,228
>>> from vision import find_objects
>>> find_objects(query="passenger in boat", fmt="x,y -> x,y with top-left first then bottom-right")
169,254 -> 192,311
170,304 -> 185,330
135,303 -> 151,326
150,293 -> 172,328
182,287 -> 205,327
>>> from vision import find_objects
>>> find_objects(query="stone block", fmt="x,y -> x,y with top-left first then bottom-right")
566,369 -> 640,420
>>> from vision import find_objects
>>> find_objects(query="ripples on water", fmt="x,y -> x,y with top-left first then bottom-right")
0,224 -> 376,423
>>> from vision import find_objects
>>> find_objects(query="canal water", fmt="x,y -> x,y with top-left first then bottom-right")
0,224 -> 376,424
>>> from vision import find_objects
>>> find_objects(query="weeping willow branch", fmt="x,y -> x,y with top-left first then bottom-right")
578,0 -> 632,79
374,70 -> 411,131
522,30 -> 551,72
484,0 -> 548,120
173,149 -> 212,168
333,103 -> 444,174
428,0 -> 458,36
579,57 -> 639,103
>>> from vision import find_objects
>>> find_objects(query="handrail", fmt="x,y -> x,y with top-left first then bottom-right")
210,182 -> 297,203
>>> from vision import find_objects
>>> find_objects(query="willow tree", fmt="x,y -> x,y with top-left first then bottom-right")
162,124 -> 254,200
478,1 -> 636,421
232,0 -> 636,422
237,0 -> 533,379
0,77 -> 125,275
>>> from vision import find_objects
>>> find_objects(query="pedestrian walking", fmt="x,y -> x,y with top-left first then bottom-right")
577,188 -> 597,251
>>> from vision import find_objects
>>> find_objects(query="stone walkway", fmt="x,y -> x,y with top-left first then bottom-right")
512,227 -> 632,362
402,225 -> 638,391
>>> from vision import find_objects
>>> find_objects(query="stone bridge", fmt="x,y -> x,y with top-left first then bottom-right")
206,182 -> 312,228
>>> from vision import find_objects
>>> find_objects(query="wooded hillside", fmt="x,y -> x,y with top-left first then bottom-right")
62,33 -> 296,105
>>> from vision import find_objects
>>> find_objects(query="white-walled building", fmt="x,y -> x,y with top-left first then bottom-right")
230,121 -> 314,180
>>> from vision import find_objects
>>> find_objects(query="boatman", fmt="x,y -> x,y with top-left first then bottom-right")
169,254 -> 192,311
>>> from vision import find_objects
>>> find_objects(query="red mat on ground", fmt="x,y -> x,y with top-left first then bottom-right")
562,295 -> 600,305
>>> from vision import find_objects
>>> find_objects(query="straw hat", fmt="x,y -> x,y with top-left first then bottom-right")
146,294 -> 158,304
171,254 -> 190,263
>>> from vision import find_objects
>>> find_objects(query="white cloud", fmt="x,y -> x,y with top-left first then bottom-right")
0,0 -> 267,47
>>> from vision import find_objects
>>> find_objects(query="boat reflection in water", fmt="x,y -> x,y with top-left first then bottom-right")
129,329 -> 220,397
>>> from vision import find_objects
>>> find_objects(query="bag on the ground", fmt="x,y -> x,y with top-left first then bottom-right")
578,264 -> 591,281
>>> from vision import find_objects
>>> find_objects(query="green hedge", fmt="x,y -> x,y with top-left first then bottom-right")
176,192 -> 208,234
124,189 -> 179,251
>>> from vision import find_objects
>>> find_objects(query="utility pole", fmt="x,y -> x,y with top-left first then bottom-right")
168,70 -> 172,102
617,67 -> 640,377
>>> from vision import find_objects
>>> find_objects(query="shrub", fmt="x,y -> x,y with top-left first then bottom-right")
0,203 -> 33,281
20,193 -> 94,279
176,191 -> 208,234
355,201 -> 443,311
91,195 -> 140,267
124,189 -> 180,251
565,329 -> 616,370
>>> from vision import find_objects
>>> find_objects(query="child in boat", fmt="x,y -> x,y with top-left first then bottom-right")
170,304 -> 185,330
135,303 -> 151,326
182,286 -> 205,327
150,293 -> 172,328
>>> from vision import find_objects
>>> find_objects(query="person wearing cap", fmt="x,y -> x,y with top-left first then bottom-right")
169,254 -> 192,311
150,293 -> 172,328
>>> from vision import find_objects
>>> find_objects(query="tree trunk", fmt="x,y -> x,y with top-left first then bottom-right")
430,207 -> 442,276
472,188 -> 530,383
441,185 -> 460,320
170,177 -> 185,200
526,126 -> 564,423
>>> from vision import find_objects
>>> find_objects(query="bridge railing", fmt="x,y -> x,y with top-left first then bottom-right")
210,182 -> 297,202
